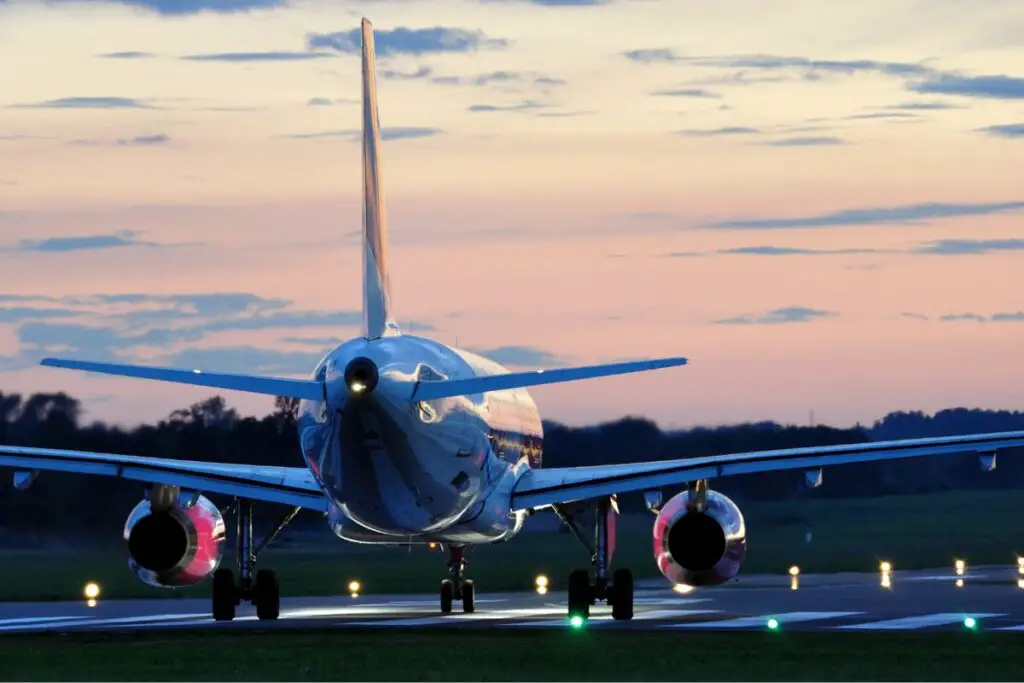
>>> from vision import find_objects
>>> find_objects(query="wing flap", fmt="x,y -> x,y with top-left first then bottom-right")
511,430 -> 1024,510
40,358 -> 325,401
413,356 -> 688,401
0,445 -> 328,510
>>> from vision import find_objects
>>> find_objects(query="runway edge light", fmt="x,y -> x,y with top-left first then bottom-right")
963,616 -> 977,629
83,582 -> 100,600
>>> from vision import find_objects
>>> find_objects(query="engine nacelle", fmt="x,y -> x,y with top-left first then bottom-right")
123,492 -> 226,588
652,488 -> 747,587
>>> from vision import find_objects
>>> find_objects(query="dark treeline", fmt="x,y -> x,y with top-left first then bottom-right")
1,390 -> 1023,533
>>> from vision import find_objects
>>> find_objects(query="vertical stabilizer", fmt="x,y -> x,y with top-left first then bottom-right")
360,18 -> 400,339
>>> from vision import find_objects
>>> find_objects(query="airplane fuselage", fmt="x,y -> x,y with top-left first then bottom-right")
297,334 -> 543,545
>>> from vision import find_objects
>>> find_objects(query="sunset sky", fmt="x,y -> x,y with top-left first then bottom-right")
1,0 -> 1022,432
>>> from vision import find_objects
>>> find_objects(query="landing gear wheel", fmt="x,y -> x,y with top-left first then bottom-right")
568,568 -> 591,620
611,568 -> 634,621
212,568 -> 237,622
462,579 -> 475,613
440,579 -> 454,614
254,569 -> 280,621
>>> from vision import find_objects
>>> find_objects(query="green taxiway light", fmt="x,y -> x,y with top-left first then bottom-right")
767,618 -> 780,630
569,615 -> 584,628
964,617 -> 977,629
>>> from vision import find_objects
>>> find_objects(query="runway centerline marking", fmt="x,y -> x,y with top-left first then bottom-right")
836,612 -> 1005,630
664,611 -> 862,629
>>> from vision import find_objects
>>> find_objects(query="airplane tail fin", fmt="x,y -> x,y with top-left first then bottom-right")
360,17 -> 399,340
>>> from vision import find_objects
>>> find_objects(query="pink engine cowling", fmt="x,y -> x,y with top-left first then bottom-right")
652,488 -> 747,587
123,493 -> 226,588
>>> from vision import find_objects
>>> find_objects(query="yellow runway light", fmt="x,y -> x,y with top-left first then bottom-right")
881,573 -> 892,589
86,599 -> 97,608
1017,557 -> 1023,575
879,561 -> 892,573
790,575 -> 799,591
789,565 -> 800,576
955,559 -> 966,576
1017,579 -> 1024,590
348,580 -> 361,597
83,582 -> 100,600
955,578 -> 964,588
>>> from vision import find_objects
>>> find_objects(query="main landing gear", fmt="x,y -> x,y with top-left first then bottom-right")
439,544 -> 475,614
212,499 -> 300,622
555,496 -> 634,622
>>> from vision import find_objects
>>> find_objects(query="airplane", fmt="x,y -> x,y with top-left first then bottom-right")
3,17 -> 1024,624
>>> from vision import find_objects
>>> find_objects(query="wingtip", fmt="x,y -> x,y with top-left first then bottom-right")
39,358 -> 58,367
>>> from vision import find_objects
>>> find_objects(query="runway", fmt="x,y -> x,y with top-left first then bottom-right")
2,567 -> 1022,634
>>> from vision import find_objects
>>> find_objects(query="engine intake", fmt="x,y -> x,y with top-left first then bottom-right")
123,492 -> 226,588
652,488 -> 747,587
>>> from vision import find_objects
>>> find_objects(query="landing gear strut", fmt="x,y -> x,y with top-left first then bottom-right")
212,499 -> 300,622
440,544 -> 475,614
555,496 -> 634,622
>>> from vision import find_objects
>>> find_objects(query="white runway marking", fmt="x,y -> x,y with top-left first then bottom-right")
991,623 -> 1024,631
506,609 -> 722,627
665,611 -> 861,629
346,607 -> 566,627
836,612 -> 1005,630
0,616 -> 90,631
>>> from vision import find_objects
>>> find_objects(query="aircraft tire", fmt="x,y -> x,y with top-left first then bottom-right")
462,579 -> 475,613
567,569 -> 591,619
212,568 -> 237,622
440,579 -> 454,614
611,568 -> 634,621
254,569 -> 280,620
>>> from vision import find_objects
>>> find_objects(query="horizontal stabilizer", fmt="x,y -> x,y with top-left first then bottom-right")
413,356 -> 687,401
40,358 -> 324,401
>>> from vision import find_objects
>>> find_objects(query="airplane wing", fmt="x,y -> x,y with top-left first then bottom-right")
0,444 -> 328,511
510,430 -> 1024,510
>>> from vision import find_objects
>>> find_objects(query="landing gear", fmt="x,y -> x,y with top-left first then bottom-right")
211,499 -> 298,622
556,496 -> 634,622
439,544 -> 475,614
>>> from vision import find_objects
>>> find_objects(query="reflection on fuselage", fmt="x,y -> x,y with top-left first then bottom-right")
297,334 -> 543,545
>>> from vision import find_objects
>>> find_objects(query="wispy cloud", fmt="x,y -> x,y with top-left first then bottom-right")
465,345 -> 566,367
676,126 -> 760,137
286,127 -> 443,141
883,100 -> 962,111
909,73 -> 1024,100
720,246 -> 877,256
6,231 -> 162,253
939,313 -> 988,322
901,312 -> 929,321
71,134 -> 171,148
937,311 -> 1024,323
715,307 -> 837,325
307,27 -> 507,57
468,100 -> 549,113
910,238 -> 1024,255
651,88 -> 720,98
306,97 -> 355,107
101,0 -> 287,15
976,123 -> 1024,138
9,97 -> 154,109
99,51 -> 156,59
758,135 -> 848,147
701,200 -> 1024,229
623,48 -> 681,63
181,51 -> 333,62
2,292 -> 438,371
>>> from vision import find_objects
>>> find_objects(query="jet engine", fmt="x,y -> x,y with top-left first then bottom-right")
652,487 -> 747,587
123,490 -> 226,588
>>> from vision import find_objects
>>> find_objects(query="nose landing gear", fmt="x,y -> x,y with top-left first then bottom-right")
439,543 -> 475,614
